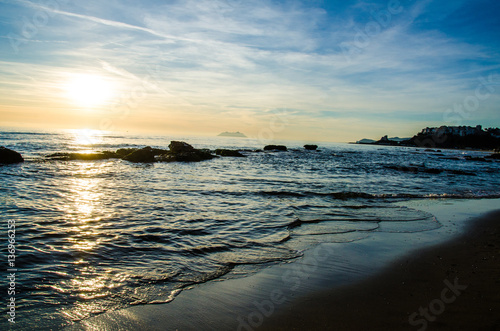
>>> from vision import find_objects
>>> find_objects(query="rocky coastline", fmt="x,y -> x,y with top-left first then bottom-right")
357,125 -> 500,151
3,140 -> 499,166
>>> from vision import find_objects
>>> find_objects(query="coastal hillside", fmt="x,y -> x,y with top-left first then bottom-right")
358,125 -> 500,150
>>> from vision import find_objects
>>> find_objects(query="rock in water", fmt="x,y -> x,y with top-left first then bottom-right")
214,149 -> 246,157
304,144 -> 318,150
159,141 -> 216,162
46,151 -> 120,161
263,145 -> 288,151
169,141 -> 195,154
116,148 -> 139,157
0,147 -> 24,164
123,147 -> 156,163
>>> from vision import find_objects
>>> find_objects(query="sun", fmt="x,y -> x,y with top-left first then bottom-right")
64,74 -> 116,109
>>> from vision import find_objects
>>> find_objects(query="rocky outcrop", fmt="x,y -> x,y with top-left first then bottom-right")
404,132 -> 500,150
116,148 -> 139,157
120,143 -> 216,163
157,141 -> 216,162
0,147 -> 24,164
264,145 -> 287,151
46,151 -> 120,161
168,141 -> 195,154
45,141 -> 216,163
214,149 -> 246,157
122,147 -> 158,163
304,145 -> 318,151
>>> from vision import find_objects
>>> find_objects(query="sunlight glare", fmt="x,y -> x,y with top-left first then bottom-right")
64,74 -> 116,109
70,128 -> 105,146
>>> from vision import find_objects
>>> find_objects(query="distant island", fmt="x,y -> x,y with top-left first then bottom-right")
218,131 -> 247,138
357,125 -> 500,150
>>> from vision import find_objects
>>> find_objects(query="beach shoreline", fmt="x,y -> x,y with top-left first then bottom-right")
66,198 -> 500,331
260,208 -> 500,331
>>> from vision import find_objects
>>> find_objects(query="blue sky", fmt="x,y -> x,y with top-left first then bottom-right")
0,0 -> 499,141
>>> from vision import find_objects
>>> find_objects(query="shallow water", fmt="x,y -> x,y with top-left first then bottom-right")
1,128 -> 499,329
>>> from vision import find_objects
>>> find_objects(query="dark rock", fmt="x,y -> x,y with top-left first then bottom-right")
214,149 -> 246,157
375,135 -> 398,146
123,147 -> 157,163
304,145 -> 318,150
46,151 -> 120,161
158,150 -> 215,163
45,141 -> 215,164
264,145 -> 287,151
0,147 -> 24,164
116,148 -> 138,157
169,141 -> 195,154
156,141 -> 216,163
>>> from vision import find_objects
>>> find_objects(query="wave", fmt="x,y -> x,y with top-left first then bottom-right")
259,190 -> 500,200
0,131 -> 58,136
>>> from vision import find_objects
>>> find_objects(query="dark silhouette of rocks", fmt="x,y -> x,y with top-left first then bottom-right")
214,149 -> 246,157
304,145 -> 318,150
157,141 -> 215,162
486,153 -> 500,160
356,138 -> 376,144
46,151 -> 120,161
45,141 -> 216,163
0,147 -> 24,164
403,126 -> 500,149
168,141 -> 195,154
264,145 -> 287,151
122,147 -> 158,163
116,148 -> 139,157
358,125 -> 500,150
375,135 -> 399,146
121,142 -> 216,163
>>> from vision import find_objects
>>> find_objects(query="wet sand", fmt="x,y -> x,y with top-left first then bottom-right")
260,210 -> 500,330
68,201 -> 500,331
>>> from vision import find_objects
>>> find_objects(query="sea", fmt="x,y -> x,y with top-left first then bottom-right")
1,128 -> 500,330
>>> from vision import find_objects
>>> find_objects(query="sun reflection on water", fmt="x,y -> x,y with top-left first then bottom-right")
57,159 -> 120,319
68,128 -> 106,146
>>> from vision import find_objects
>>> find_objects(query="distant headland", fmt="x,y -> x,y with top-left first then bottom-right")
357,125 -> 500,150
218,131 -> 247,138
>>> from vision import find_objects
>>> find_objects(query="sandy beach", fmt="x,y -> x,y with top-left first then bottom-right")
67,199 -> 500,331
260,209 -> 500,330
